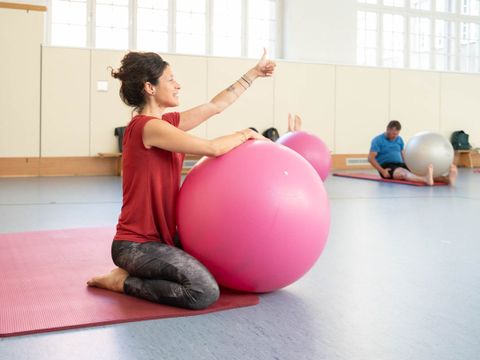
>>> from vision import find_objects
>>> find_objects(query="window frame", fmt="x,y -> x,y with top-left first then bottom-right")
46,0 -> 283,59
357,0 -> 480,72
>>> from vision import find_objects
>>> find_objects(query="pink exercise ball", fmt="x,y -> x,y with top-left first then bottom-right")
277,131 -> 332,181
177,140 -> 330,293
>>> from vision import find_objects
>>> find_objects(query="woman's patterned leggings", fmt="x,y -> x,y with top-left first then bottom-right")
111,239 -> 220,310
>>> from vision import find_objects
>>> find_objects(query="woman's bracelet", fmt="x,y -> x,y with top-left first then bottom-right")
242,74 -> 252,86
240,75 -> 252,87
237,130 -> 248,143
236,79 -> 248,90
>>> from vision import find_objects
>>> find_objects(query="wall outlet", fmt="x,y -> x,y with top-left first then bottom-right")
97,81 -> 108,92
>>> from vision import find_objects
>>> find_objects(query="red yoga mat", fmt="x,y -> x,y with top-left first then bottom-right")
333,172 -> 448,186
0,227 -> 259,338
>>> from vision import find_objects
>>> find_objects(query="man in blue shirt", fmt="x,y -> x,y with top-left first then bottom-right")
368,121 -> 457,185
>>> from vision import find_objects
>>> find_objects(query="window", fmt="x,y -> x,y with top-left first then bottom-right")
435,20 -> 456,70
175,0 -> 206,55
47,1 -> 280,57
461,0 -> 480,15
411,0 -> 432,10
95,0 -> 129,50
436,0 -> 456,12
358,0 -> 480,72
410,17 -> 431,69
136,0 -> 169,52
460,22 -> 480,71
383,0 -> 405,7
51,0 -> 88,47
383,14 -> 405,67
357,11 -> 378,65
212,0 -> 242,57
247,0 -> 276,58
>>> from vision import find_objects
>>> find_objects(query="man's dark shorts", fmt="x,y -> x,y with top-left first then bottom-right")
379,162 -> 409,179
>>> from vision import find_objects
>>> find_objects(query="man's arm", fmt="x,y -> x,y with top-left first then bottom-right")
368,151 -> 391,178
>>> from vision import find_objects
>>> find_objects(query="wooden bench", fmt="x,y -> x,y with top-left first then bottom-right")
454,150 -> 475,168
98,152 -> 202,176
98,152 -> 123,176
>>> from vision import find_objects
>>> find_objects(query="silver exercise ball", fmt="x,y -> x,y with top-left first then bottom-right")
404,131 -> 454,178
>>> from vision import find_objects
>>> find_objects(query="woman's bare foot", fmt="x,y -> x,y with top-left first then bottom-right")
288,113 -> 294,132
448,164 -> 458,186
425,164 -> 434,186
294,114 -> 303,131
87,267 -> 129,293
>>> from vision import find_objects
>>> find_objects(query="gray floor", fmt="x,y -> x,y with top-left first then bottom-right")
0,170 -> 479,360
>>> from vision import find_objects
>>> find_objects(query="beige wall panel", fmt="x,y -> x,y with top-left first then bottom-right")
41,47 -> 90,156
0,9 -> 43,157
390,69 -> 441,141
274,61 -> 335,150
440,72 -> 480,148
90,49 -> 131,155
335,66 -> 390,153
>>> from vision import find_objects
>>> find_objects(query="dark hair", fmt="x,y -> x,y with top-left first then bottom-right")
387,120 -> 402,131
111,52 -> 169,112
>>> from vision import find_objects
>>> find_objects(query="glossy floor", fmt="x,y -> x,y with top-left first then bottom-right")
0,170 -> 479,360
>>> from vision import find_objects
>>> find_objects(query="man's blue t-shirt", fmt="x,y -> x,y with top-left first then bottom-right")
370,133 -> 404,165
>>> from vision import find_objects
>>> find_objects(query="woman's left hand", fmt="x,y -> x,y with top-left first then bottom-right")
252,48 -> 276,78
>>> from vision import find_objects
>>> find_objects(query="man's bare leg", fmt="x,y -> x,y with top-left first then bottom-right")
433,164 -> 458,185
87,267 -> 129,293
392,165 -> 434,186
448,164 -> 458,185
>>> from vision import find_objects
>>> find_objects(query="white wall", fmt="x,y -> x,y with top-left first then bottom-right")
283,0 -> 357,65
41,48 -> 91,156
1,3 -> 480,160
440,73 -> 480,146
36,48 -> 480,156
3,44 -> 480,158
274,61 -> 335,150
335,66 -> 390,153
0,7 -> 44,157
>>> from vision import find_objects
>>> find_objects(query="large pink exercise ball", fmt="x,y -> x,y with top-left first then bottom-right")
177,140 -> 330,293
277,131 -> 332,181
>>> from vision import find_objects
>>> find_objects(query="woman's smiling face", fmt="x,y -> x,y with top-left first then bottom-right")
153,65 -> 181,108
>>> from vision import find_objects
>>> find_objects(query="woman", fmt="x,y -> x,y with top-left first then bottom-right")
86,50 -> 276,310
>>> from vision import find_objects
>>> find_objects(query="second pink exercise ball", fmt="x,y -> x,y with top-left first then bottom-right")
277,131 -> 332,181
177,140 -> 330,293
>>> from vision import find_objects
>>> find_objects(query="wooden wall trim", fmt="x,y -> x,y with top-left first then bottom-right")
332,154 -> 373,170
0,2 -> 47,12
0,157 -> 118,177
0,154 -> 372,177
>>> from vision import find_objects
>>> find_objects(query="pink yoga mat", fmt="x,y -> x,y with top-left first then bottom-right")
0,227 -> 259,338
333,172 -> 448,186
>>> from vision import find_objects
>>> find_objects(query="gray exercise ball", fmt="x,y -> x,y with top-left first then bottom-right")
404,131 -> 454,178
